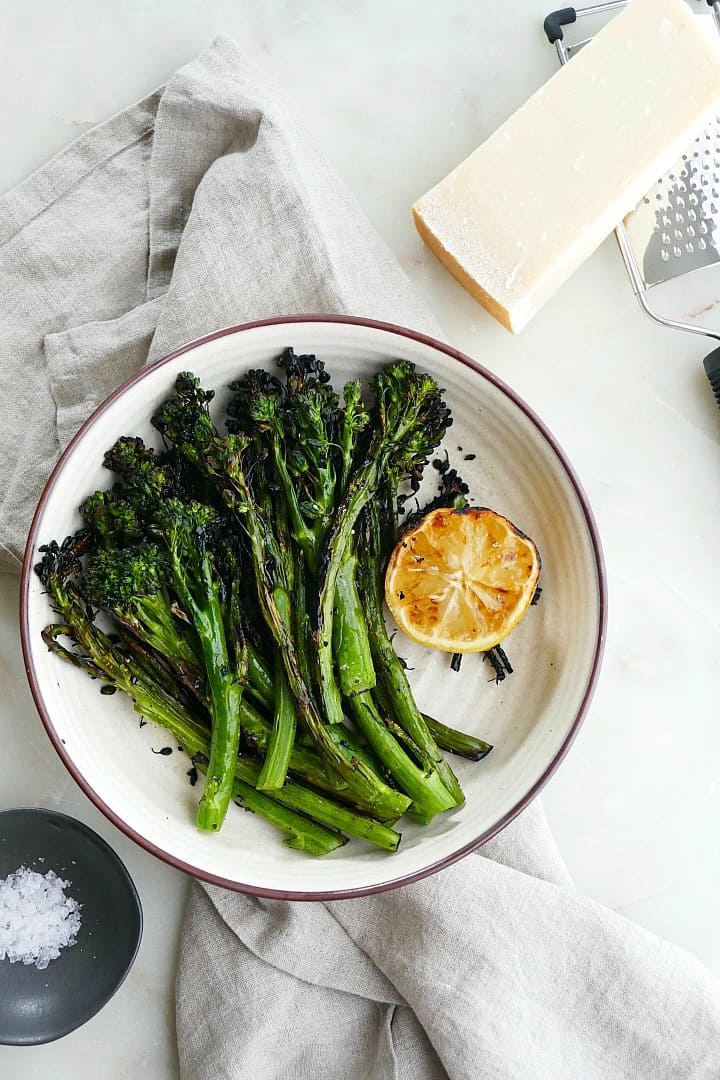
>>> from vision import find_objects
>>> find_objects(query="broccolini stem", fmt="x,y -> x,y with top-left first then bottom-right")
244,574 -> 380,799
232,757 -> 400,852
323,722 -> 391,784
338,380 -> 368,495
347,693 -> 456,823
292,551 -> 314,695
226,775 -> 345,856
128,686 -> 344,854
193,601 -> 244,833
115,628 -> 202,706
266,580 -> 409,821
422,714 -> 493,762
357,504 -> 465,807
315,359 -> 453,703
314,456 -> 383,728
130,593 -> 200,668
246,641 -> 274,709
168,544 -> 244,833
207,451 -> 409,821
333,552 -> 376,697
130,684 -> 400,852
256,600 -> 297,790
236,697 -> 340,793
239,704 -> 390,802
332,538 -> 457,818
269,435 -> 317,567
41,623 -> 107,681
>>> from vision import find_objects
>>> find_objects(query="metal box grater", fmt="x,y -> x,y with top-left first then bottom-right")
544,0 -> 720,404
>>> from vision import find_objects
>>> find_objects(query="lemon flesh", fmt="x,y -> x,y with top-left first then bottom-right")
385,507 -> 540,653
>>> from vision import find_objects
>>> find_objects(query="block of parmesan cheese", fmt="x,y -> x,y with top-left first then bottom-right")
412,0 -> 720,333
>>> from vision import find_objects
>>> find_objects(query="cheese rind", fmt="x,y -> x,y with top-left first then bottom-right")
412,0 -> 720,334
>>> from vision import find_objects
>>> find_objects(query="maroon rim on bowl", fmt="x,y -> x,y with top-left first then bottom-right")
20,315 -> 608,900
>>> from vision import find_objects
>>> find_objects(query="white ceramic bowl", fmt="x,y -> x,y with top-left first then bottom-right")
21,316 -> 606,898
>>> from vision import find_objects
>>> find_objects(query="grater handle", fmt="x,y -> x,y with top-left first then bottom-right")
543,8 -> 577,44
703,347 -> 720,410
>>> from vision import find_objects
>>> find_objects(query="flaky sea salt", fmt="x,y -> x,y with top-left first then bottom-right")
0,866 -> 82,970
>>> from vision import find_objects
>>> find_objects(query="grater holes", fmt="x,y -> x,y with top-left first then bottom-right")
628,117 -> 720,285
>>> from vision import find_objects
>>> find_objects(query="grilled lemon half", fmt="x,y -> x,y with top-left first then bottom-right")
385,506 -> 540,653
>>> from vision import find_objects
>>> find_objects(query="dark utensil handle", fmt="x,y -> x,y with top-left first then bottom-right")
543,8 -> 577,44
704,345 -> 720,409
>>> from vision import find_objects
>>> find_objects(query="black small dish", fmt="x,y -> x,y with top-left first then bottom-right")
0,808 -> 142,1045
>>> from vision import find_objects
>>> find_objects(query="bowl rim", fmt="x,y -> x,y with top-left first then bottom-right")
19,314 -> 608,900
0,806 -> 143,1045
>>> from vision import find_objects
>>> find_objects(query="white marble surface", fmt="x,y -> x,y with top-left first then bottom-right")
3,0 -> 720,1074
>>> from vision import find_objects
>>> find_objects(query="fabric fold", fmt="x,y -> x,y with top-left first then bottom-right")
145,37 -> 435,362
44,297 -> 164,450
146,39 -> 263,299
0,90 -> 160,248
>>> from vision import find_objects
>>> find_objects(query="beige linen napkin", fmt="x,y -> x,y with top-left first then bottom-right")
1,37 -> 719,1080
